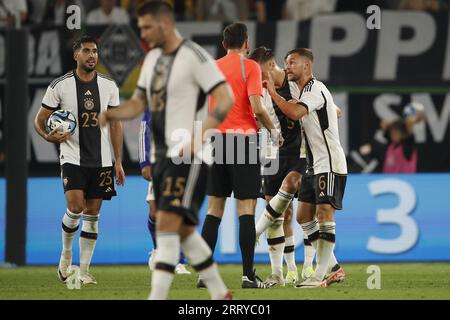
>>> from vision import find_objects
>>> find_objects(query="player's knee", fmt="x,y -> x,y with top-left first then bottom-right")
237,199 -> 256,215
281,175 -> 300,195
83,209 -> 99,216
207,197 -> 225,217
296,210 -> 312,225
67,203 -> 84,214
179,225 -> 195,239
316,205 -> 334,223
157,211 -> 183,232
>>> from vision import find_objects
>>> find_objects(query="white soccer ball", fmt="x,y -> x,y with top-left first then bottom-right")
46,110 -> 77,135
403,102 -> 424,118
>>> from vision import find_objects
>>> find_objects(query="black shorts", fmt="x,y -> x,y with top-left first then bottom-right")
263,158 -> 306,197
206,133 -> 261,200
298,172 -> 347,210
152,159 -> 207,226
61,163 -> 117,200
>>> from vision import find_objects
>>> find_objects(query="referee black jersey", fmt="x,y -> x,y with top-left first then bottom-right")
42,70 -> 120,168
262,72 -> 302,158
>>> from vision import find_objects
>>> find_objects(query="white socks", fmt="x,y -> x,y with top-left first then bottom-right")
148,231 -> 229,300
266,223 -> 285,278
256,212 -> 275,238
314,222 -> 336,281
79,214 -> 99,275
300,219 -> 340,278
181,232 -> 228,300
270,190 -> 295,213
300,219 -> 320,246
256,190 -> 294,238
61,209 -> 82,259
302,233 -> 315,269
149,232 -> 180,300
284,236 -> 297,273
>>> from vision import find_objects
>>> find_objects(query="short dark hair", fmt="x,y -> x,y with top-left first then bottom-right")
389,120 -> 408,135
137,1 -> 174,19
223,22 -> 248,49
249,46 -> 275,64
285,48 -> 314,62
73,35 -> 98,53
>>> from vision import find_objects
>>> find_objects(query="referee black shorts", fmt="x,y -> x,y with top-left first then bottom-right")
152,158 -> 207,226
206,133 -> 261,200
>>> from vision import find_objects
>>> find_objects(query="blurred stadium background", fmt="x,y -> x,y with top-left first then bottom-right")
1,0 -> 450,299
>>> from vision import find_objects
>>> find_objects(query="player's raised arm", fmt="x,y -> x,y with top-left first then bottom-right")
185,82 -> 234,157
99,88 -> 146,126
246,60 -> 281,143
264,74 -> 308,121
249,95 -> 277,132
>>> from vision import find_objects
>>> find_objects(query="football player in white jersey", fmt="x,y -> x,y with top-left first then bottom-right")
34,35 -> 125,285
99,1 -> 234,300
264,48 -> 347,288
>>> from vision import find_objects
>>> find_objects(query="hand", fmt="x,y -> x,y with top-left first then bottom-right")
359,144 -> 372,156
263,73 -> 276,96
278,133 -> 285,147
115,162 -> 126,186
141,165 -> 152,181
98,111 -> 109,127
45,128 -> 71,143
270,129 -> 284,147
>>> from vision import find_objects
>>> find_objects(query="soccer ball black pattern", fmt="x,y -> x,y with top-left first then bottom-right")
46,110 -> 77,135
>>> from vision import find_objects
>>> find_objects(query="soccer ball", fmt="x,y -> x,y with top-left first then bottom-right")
403,102 -> 425,118
46,109 -> 77,135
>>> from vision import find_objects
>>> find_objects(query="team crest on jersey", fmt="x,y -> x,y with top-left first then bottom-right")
63,177 -> 69,187
84,98 -> 94,110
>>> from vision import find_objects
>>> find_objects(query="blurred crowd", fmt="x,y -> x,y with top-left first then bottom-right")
1,0 -> 450,27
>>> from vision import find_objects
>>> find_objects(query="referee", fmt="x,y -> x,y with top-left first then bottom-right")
200,22 -> 281,289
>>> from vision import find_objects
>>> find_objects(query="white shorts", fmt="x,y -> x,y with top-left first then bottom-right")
146,180 -> 155,202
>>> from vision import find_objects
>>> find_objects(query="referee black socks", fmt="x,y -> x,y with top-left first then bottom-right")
201,215 -> 222,251
239,214 -> 256,280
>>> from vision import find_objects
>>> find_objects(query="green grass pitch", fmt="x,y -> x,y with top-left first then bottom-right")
1,263 -> 450,300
